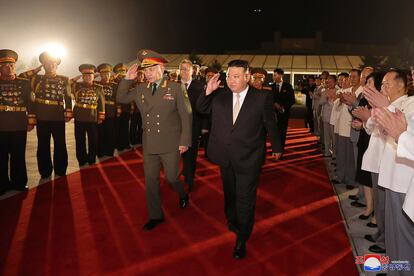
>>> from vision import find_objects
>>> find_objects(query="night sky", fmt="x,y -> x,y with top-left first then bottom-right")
1,0 -> 413,75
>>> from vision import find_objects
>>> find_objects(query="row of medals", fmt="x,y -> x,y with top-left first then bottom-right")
77,88 -> 98,105
41,81 -> 64,100
0,84 -> 23,105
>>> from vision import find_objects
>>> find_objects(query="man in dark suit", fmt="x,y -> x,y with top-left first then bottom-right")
179,59 -> 204,191
301,76 -> 316,132
197,60 -> 282,259
271,68 -> 295,152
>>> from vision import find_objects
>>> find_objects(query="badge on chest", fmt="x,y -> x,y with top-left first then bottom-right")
163,88 -> 175,101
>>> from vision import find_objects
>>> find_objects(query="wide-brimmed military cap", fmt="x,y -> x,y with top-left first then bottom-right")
79,64 -> 97,74
137,49 -> 168,68
113,63 -> 128,73
97,63 -> 113,73
39,52 -> 61,65
251,67 -> 268,78
0,49 -> 18,63
205,67 -> 219,74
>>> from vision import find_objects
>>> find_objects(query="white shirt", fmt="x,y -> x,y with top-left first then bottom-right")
378,96 -> 414,193
181,78 -> 192,89
336,87 -> 353,137
395,112 -> 414,222
233,86 -> 249,109
362,95 -> 408,173
274,81 -> 283,92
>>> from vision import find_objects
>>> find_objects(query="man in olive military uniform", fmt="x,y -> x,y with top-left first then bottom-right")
0,49 -> 36,195
72,64 -> 105,166
19,52 -> 73,178
250,68 -> 272,92
95,63 -> 118,157
129,67 -> 144,146
117,49 -> 192,231
113,63 -> 132,151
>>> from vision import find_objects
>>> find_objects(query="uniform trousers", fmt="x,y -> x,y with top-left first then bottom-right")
74,121 -> 98,166
0,131 -> 27,191
36,120 -> 67,176
143,150 -> 186,219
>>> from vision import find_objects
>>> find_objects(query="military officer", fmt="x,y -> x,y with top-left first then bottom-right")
117,49 -> 192,231
0,49 -> 36,195
72,64 -> 105,166
95,63 -> 118,157
250,67 -> 272,92
19,52 -> 73,178
129,67 -> 144,146
113,63 -> 131,151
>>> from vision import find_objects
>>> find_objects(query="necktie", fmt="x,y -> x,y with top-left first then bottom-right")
184,83 -> 189,90
151,83 -> 157,96
275,84 -> 280,92
233,93 -> 241,124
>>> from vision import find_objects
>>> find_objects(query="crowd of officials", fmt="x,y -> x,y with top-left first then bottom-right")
301,67 -> 414,274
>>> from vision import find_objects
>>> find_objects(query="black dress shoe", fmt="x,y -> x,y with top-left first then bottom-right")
233,239 -> 246,259
143,218 -> 165,231
179,194 -> 189,209
365,234 -> 376,243
348,195 -> 359,200
351,201 -> 367,208
41,174 -> 51,179
346,185 -> 354,190
366,222 -> 378,228
369,244 -> 385,253
331,179 -> 341,184
13,185 -> 29,192
359,212 -> 374,220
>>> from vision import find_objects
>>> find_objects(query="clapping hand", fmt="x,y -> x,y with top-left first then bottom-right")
271,152 -> 282,160
352,106 -> 371,122
372,108 -> 407,140
126,64 -> 139,80
206,73 -> 221,95
363,86 -> 389,108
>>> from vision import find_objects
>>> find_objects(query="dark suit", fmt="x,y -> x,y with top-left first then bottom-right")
271,82 -> 295,151
182,79 -> 204,186
301,83 -> 316,132
197,86 -> 281,241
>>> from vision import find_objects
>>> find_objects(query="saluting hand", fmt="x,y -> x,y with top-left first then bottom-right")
179,146 -> 188,154
126,64 -> 139,80
206,73 -> 221,95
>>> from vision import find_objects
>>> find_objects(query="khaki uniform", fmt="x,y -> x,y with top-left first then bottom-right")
117,77 -> 192,219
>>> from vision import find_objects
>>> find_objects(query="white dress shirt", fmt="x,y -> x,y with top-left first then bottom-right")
396,112 -> 414,222
233,86 -> 249,109
378,95 -> 414,193
362,95 -> 408,173
336,87 -> 353,137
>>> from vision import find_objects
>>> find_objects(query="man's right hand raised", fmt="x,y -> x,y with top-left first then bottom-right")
206,73 -> 221,95
126,63 -> 139,80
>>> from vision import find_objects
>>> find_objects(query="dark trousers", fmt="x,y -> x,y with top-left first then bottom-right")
305,107 -> 314,132
98,117 -> 116,157
277,114 -> 289,151
182,125 -> 201,184
0,131 -> 27,191
117,112 -> 131,150
129,111 -> 142,145
220,164 -> 260,241
74,121 -> 98,165
36,120 -> 68,176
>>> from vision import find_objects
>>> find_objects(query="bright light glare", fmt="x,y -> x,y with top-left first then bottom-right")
38,42 -> 66,59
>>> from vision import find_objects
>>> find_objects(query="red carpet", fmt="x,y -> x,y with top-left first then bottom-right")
0,123 -> 358,276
